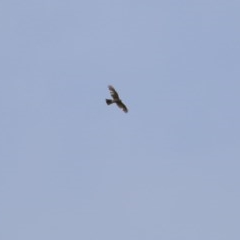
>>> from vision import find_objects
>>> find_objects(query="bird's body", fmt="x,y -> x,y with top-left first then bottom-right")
106,85 -> 128,113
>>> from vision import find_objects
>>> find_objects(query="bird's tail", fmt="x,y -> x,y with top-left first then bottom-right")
106,99 -> 113,105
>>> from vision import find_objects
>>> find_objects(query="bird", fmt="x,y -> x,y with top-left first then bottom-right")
106,85 -> 128,113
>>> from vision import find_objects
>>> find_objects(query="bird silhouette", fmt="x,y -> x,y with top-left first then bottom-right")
106,85 -> 128,113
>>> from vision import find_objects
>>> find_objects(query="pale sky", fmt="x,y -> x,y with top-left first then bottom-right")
1,1 -> 240,239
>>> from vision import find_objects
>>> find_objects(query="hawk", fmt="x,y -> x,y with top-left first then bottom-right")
106,85 -> 128,113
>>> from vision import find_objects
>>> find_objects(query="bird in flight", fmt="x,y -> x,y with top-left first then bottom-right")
106,85 -> 128,113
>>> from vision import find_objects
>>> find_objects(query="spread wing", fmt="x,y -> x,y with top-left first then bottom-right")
108,85 -> 120,100
116,101 -> 128,113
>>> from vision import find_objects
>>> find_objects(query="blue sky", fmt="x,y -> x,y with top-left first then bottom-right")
1,1 -> 240,239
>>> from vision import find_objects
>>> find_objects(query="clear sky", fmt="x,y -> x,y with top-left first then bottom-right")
1,1 -> 240,239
